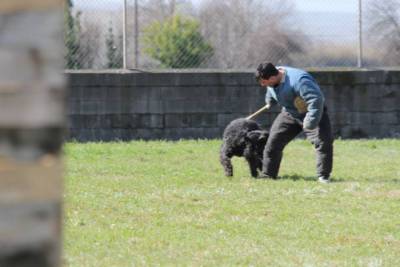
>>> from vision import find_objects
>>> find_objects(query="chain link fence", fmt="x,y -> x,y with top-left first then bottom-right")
65,0 -> 400,70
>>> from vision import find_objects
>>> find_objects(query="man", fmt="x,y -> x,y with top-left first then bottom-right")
255,62 -> 333,183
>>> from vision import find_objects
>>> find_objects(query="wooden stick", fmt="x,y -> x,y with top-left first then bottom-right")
246,104 -> 270,120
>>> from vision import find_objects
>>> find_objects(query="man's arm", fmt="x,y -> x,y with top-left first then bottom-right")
265,87 -> 277,107
298,78 -> 324,130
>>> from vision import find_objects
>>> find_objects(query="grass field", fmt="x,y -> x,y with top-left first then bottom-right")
64,139 -> 400,266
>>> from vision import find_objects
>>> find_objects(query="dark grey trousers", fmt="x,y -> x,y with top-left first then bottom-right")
262,108 -> 333,178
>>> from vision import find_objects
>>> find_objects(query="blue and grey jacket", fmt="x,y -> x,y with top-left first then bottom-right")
265,67 -> 325,130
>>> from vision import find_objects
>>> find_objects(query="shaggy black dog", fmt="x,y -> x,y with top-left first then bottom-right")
220,118 -> 269,178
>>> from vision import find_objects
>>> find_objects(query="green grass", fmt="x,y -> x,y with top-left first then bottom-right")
64,139 -> 400,266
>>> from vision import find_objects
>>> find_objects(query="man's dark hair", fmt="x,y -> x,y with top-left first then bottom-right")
255,62 -> 279,81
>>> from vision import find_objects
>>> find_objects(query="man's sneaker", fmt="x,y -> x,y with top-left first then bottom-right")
318,176 -> 330,183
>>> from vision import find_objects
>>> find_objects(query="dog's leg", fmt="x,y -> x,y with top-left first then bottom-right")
244,145 -> 259,178
256,157 -> 263,171
220,144 -> 233,176
247,157 -> 259,178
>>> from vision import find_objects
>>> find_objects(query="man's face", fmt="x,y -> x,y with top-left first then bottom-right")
259,75 -> 279,87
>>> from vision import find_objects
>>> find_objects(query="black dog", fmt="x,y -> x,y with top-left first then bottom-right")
220,118 -> 269,178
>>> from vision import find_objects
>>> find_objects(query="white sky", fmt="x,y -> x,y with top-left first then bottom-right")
73,0 -> 361,41
75,0 -> 360,14
294,0 -> 358,13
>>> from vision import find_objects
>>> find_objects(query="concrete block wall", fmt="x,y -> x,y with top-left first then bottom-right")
66,69 -> 400,141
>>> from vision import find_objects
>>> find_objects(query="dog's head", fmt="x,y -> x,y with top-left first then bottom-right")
245,130 -> 269,156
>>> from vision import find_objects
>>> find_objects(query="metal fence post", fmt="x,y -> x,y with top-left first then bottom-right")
134,0 -> 139,68
123,0 -> 128,69
358,0 -> 363,68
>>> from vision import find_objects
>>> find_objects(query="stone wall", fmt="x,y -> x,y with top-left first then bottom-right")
0,2 -> 65,266
67,69 -> 400,141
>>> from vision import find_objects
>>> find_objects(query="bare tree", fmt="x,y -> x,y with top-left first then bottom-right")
197,0 -> 306,68
139,0 -> 192,21
78,17 -> 102,68
367,0 -> 400,66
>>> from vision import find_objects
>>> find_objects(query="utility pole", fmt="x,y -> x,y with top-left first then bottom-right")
123,0 -> 128,69
357,0 -> 363,68
134,0 -> 139,68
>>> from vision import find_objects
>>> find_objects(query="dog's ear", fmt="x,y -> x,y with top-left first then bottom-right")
259,130 -> 269,141
246,130 -> 269,143
246,130 -> 262,142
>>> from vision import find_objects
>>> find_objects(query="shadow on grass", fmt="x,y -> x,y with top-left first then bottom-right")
277,175 -> 400,184
364,178 -> 400,184
279,174 -> 346,183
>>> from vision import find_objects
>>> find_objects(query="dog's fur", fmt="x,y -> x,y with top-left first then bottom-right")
220,118 -> 269,177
